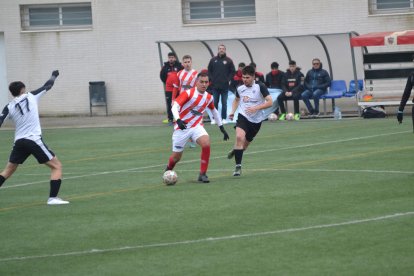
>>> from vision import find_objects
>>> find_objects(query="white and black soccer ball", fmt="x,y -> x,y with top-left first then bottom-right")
163,170 -> 178,185
268,113 -> 278,121
286,113 -> 294,121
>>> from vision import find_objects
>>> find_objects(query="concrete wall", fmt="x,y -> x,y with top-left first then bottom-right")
0,33 -> 7,108
0,0 -> 413,115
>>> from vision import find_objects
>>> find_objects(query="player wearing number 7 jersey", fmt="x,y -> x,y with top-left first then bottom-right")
0,70 -> 69,205
165,71 -> 230,183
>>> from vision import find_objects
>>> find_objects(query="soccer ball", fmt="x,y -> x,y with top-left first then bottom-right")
286,113 -> 294,121
268,113 -> 278,121
163,170 -> 178,185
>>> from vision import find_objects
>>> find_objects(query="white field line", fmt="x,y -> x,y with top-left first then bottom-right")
20,167 -> 414,176
0,211 -> 412,263
125,168 -> 414,175
3,130 -> 410,190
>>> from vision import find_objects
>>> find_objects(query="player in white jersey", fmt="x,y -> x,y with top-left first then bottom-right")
165,71 -> 230,183
228,65 -> 273,176
0,70 -> 69,205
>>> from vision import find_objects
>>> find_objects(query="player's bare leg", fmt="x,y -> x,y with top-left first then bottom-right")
196,135 -> 210,183
45,156 -> 62,180
45,156 -> 69,205
166,151 -> 183,171
0,162 -> 19,187
227,127 -> 250,159
232,127 -> 247,176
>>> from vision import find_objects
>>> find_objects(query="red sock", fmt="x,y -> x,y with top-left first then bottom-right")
167,156 -> 177,170
200,145 -> 210,174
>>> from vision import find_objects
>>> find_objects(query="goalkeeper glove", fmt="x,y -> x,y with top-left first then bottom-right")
176,119 -> 187,130
219,125 -> 229,141
397,110 -> 403,124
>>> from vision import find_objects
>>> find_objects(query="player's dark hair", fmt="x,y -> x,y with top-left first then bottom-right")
197,71 -> 209,79
238,62 -> 246,68
182,54 -> 192,60
168,52 -> 177,58
289,60 -> 296,66
271,62 -> 279,69
242,65 -> 255,76
9,81 -> 25,97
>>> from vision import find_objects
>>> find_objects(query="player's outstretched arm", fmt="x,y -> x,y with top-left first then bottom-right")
211,107 -> 222,126
171,102 -> 186,130
30,70 -> 59,95
397,110 -> 403,124
228,96 -> 240,121
219,125 -> 229,141
0,105 -> 9,128
210,108 -> 229,140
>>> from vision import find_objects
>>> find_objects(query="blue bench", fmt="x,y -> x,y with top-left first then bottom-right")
218,81 -> 353,119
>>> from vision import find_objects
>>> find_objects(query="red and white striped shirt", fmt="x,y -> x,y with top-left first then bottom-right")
178,69 -> 198,93
174,87 -> 214,130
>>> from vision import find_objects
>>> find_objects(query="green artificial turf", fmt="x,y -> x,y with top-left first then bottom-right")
0,118 -> 413,275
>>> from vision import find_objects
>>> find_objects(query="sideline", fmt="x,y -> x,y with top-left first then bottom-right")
0,211 -> 412,262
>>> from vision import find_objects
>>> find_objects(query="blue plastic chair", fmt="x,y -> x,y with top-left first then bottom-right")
344,79 -> 363,97
321,80 -> 346,114
325,80 -> 347,98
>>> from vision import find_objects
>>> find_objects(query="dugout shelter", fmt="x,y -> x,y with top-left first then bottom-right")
157,32 -> 364,115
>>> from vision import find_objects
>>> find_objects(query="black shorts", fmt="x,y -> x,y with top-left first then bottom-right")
9,138 -> 55,164
236,113 -> 262,142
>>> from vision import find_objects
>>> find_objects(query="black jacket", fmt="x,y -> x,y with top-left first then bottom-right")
207,54 -> 235,90
255,72 -> 265,84
265,70 -> 286,91
284,68 -> 304,96
159,61 -> 183,84
303,64 -> 331,92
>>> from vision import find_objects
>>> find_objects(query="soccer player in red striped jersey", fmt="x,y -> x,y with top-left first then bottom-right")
173,55 -> 199,148
173,55 -> 198,101
165,72 -> 230,183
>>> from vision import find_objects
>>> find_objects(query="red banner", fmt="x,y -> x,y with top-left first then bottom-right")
351,30 -> 414,47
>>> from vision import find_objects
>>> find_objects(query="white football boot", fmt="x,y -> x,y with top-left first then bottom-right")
47,197 -> 70,205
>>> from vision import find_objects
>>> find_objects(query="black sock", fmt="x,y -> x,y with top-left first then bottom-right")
49,179 -> 62,197
0,175 -> 5,187
234,149 -> 244,166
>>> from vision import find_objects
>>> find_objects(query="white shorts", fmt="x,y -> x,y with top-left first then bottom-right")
172,124 -> 208,152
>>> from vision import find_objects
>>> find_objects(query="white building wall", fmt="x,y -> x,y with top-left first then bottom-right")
0,33 -> 7,108
0,0 -> 413,115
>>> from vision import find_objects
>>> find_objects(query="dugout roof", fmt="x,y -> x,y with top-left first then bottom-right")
156,32 -> 362,83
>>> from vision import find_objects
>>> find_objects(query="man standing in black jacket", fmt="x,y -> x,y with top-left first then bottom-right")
160,52 -> 183,125
207,44 -> 235,124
